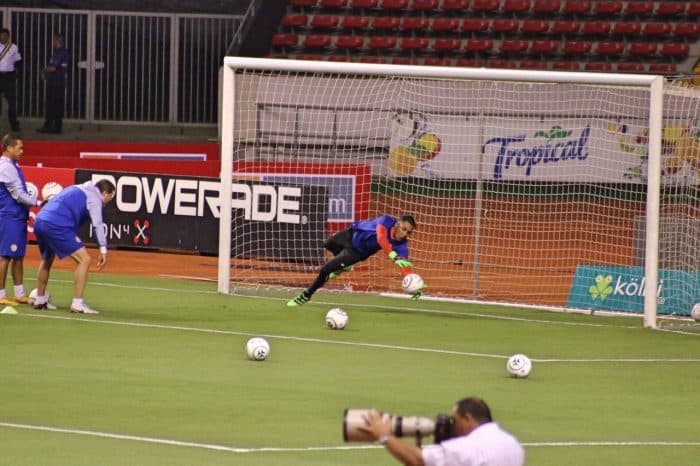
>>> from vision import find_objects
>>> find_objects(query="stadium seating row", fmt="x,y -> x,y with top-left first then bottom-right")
272,34 -> 690,58
281,14 -> 700,38
289,0 -> 700,18
273,53 -> 678,72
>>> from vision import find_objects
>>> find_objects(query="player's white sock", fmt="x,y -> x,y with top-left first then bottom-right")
14,285 -> 25,298
71,298 -> 84,309
34,294 -> 48,305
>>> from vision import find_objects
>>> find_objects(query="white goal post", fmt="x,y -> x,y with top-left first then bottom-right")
218,56 -> 700,329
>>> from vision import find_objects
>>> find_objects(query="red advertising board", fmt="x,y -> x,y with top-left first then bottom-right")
23,166 -> 75,241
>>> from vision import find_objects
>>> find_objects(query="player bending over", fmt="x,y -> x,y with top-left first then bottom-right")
287,214 -> 422,307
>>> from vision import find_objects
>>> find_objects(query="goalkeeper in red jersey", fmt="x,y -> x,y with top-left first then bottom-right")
287,214 -> 421,307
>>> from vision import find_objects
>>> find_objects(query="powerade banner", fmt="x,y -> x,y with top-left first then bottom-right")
567,264 -> 700,316
75,170 -> 328,259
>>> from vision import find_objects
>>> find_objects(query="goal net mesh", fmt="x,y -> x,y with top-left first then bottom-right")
225,65 -> 700,316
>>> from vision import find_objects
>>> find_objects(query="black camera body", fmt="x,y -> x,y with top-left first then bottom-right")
343,409 -> 456,444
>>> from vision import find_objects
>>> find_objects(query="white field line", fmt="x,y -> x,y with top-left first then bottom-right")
1,422 -> 699,453
21,313 -> 700,363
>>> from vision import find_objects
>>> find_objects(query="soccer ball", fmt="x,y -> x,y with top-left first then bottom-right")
326,308 -> 348,330
691,303 -> 700,322
41,182 -> 63,201
402,273 -> 425,294
506,354 -> 532,378
28,288 -> 57,310
246,337 -> 270,361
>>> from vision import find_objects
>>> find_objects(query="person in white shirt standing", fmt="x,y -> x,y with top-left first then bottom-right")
361,397 -> 525,466
0,28 -> 21,133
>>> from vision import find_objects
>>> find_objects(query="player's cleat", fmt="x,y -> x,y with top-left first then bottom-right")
32,302 -> 48,310
329,265 -> 353,280
0,297 -> 18,306
13,296 -> 30,305
70,303 -> 100,315
287,291 -> 311,307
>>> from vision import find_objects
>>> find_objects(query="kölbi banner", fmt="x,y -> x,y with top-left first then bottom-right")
75,170 -> 328,260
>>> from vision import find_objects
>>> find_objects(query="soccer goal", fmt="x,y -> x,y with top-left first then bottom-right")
219,57 -> 700,328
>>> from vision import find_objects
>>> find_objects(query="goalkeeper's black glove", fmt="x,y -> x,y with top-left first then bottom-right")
389,250 -> 413,268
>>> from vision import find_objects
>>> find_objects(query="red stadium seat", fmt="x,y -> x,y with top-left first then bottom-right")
552,61 -> 581,70
585,62 -> 612,71
291,0 -> 317,7
281,15 -> 309,29
648,63 -> 677,73
351,0 -> 379,8
562,0 -> 591,15
521,20 -> 550,34
532,0 -> 561,14
491,19 -> 519,34
624,1 -> 654,17
367,36 -> 397,50
530,39 -> 559,54
551,20 -> 580,34
659,42 -> 689,57
423,57 -> 453,66
503,0 -> 531,14
399,37 -> 429,50
563,40 -> 591,54
593,1 -> 622,16
402,17 -> 430,31
471,0 -> 500,13
303,34 -> 333,49
616,63 -> 645,72
611,22 -> 641,36
456,58 -> 485,67
673,23 -> 700,38
441,0 -> 469,12
594,41 -> 624,56
359,56 -> 388,63
371,16 -> 400,30
432,38 -> 461,51
320,0 -> 348,6
488,59 -> 517,69
520,60 -> 547,69
335,35 -> 365,48
392,56 -> 419,65
628,42 -> 657,56
464,38 -> 494,52
310,15 -> 340,28
341,15 -> 370,29
500,39 -> 529,53
642,23 -> 672,36
431,18 -> 460,32
328,55 -> 353,61
462,18 -> 489,33
412,0 -> 440,11
582,22 -> 611,35
295,54 -> 324,61
655,2 -> 686,17
689,3 -> 700,17
272,33 -> 299,47
381,0 -> 409,10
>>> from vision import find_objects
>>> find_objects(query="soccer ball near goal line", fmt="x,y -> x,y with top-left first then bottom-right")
402,273 -> 425,294
506,354 -> 532,378
326,308 -> 348,330
691,303 -> 700,322
246,337 -> 270,361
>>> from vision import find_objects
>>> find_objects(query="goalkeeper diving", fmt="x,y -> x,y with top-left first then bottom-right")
288,214 -> 423,306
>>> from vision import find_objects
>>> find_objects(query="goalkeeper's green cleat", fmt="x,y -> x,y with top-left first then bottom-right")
287,291 -> 311,307
328,265 -> 353,280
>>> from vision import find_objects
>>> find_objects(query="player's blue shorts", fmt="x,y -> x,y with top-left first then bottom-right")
0,218 -> 27,258
33,218 -> 85,260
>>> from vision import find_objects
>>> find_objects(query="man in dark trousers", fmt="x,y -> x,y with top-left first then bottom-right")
37,34 -> 70,134
0,29 -> 22,132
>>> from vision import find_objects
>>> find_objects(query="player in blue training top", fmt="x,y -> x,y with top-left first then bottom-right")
0,134 -> 42,305
32,179 -> 115,314
287,214 -> 422,307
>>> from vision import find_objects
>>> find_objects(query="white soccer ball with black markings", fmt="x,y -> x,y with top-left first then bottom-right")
41,181 -> 63,201
506,354 -> 532,378
325,308 -> 348,330
691,303 -> 700,322
402,273 -> 425,294
246,337 -> 270,361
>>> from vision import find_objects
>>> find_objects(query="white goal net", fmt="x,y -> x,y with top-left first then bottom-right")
219,58 -> 700,327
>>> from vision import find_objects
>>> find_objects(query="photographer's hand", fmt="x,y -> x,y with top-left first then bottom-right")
359,410 -> 426,466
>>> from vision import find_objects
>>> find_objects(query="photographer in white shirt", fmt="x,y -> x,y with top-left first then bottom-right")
360,396 -> 525,466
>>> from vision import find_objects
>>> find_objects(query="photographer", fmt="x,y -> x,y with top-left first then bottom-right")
360,397 -> 524,466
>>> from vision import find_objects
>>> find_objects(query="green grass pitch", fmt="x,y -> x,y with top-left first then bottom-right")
0,271 -> 698,465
